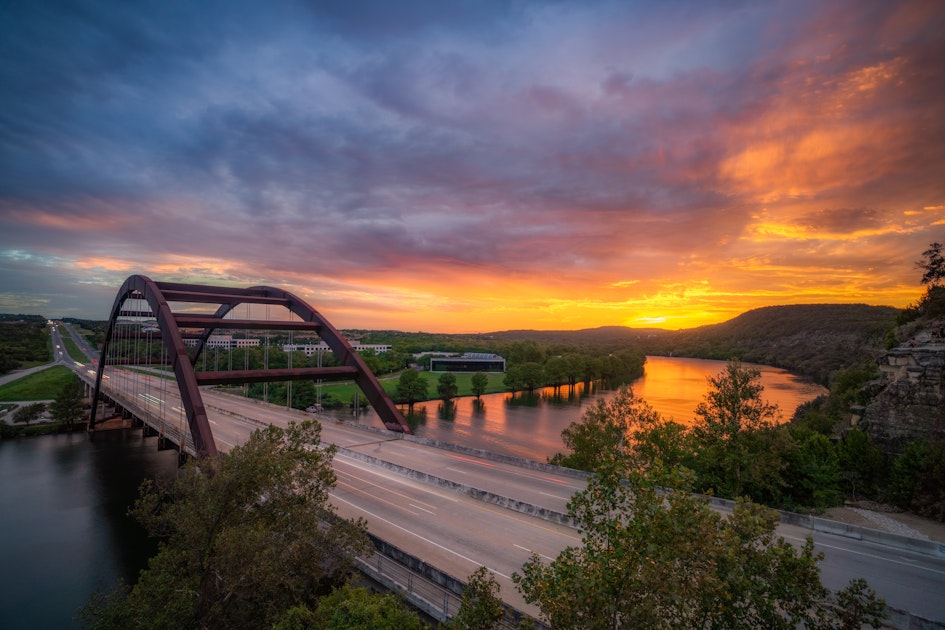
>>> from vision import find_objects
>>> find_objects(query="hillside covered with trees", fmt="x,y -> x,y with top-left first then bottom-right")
646,304 -> 898,384
424,303 -> 897,385
0,314 -> 49,374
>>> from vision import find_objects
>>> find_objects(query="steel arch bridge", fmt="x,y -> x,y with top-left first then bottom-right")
90,275 -> 411,457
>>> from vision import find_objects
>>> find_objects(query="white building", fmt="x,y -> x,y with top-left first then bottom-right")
283,342 -> 392,356
183,335 -> 260,349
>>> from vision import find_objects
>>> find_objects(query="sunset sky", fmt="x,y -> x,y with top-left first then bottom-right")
1,0 -> 943,333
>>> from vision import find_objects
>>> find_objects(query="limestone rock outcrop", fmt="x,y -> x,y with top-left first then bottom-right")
860,329 -> 945,449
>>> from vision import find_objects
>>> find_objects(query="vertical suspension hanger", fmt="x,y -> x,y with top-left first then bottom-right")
264,303 -> 270,404
287,312 -> 293,411
243,302 -> 251,398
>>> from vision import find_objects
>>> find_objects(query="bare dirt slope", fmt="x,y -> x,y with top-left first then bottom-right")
822,504 -> 945,543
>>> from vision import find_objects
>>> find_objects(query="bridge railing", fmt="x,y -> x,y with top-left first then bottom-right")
94,377 -> 196,456
358,535 -> 543,629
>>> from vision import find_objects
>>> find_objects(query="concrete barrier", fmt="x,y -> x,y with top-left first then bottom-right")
701,494 -> 944,559
343,419 -> 591,480
335,444 -> 577,528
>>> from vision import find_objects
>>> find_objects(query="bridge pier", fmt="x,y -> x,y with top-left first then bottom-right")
157,436 -> 178,452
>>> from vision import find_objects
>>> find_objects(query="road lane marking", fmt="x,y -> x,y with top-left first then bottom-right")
335,478 -> 424,517
539,491 -> 570,501
409,503 -> 436,515
782,534 -> 945,576
331,494 -> 511,580
443,453 -> 580,487
334,456 -> 451,507
514,543 -> 556,562
334,467 -> 438,512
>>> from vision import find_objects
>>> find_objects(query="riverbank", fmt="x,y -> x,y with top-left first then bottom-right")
0,420 -> 87,438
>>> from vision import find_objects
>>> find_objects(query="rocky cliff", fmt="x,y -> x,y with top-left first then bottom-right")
859,326 -> 945,450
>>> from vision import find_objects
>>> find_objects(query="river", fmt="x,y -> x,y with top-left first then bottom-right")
0,430 -> 179,629
386,356 -> 827,461
0,356 -> 825,628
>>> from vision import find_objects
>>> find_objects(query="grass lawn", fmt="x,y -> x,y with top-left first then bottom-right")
0,366 -> 76,401
314,370 -> 507,404
59,334 -> 86,363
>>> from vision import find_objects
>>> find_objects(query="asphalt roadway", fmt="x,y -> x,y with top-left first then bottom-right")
81,368 -> 944,624
15,319 -> 938,624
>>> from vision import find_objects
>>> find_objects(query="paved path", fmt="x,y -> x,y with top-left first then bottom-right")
0,362 -> 60,387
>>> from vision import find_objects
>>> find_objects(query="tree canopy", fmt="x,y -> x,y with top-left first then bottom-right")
395,368 -> 429,407
917,241 -> 945,288
514,461 -> 886,629
49,375 -> 85,428
691,360 -> 788,499
81,420 -> 370,630
549,387 -> 663,471
437,372 -> 458,400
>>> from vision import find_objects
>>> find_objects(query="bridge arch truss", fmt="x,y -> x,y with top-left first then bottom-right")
90,275 -> 411,457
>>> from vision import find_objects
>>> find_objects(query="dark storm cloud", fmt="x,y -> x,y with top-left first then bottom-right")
1,0 -> 943,326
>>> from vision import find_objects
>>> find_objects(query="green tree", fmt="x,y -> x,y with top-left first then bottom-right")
437,372 -> 458,400
503,365 -> 524,392
917,241 -> 945,287
81,420 -> 370,630
470,372 -> 489,398
12,402 -> 45,425
395,368 -> 428,409
887,440 -> 929,510
544,356 -> 568,391
837,428 -> 887,500
691,360 -> 786,499
359,349 -> 382,376
581,356 -> 603,383
911,439 -> 945,521
785,430 -> 842,509
631,417 -> 693,477
563,353 -> 585,387
444,566 -> 506,630
513,461 -> 885,630
49,375 -> 85,429
306,583 -> 425,629
549,387 -> 662,472
519,362 -> 545,391
507,340 -> 544,364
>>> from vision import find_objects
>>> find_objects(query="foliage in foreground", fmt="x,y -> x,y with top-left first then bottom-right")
80,420 -> 371,630
272,583 -> 427,630
442,565 -> 507,630
549,360 -> 945,516
513,461 -> 886,629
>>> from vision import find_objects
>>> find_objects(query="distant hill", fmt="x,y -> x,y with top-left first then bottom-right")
650,304 -> 897,383
30,304 -> 899,384
479,304 -> 898,384
479,326 -> 665,346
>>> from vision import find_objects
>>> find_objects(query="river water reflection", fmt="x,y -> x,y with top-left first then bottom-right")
0,356 -> 825,627
373,356 -> 827,462
0,430 -> 180,629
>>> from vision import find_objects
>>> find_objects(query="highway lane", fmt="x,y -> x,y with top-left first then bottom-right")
198,388 -> 585,514
339,436 -> 584,514
777,521 -> 945,622
60,322 -> 100,361
95,374 -> 945,623
331,454 -> 576,615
